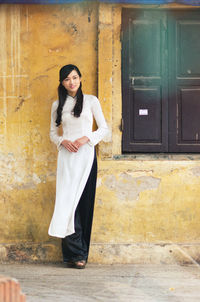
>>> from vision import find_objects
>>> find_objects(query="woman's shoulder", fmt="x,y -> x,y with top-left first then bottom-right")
51,100 -> 59,109
83,94 -> 99,104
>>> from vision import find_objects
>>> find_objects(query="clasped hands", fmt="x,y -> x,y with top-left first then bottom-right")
61,136 -> 89,152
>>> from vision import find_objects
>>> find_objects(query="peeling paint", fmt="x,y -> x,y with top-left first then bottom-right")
0,151 -> 56,191
104,174 -> 161,201
32,173 -> 41,185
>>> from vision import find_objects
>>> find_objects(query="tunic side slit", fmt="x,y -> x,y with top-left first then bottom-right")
62,150 -> 97,262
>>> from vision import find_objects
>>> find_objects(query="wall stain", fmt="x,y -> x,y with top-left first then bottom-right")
61,21 -> 78,35
6,243 -> 47,262
88,8 -> 92,22
15,98 -> 25,112
45,65 -> 57,72
32,75 -> 48,82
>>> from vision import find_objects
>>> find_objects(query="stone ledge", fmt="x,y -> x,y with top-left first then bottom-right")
1,243 -> 200,265
90,243 -> 200,265
112,154 -> 200,161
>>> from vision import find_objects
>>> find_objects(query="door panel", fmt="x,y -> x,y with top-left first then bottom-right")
169,10 -> 200,152
181,88 -> 200,142
178,22 -> 200,76
132,87 -> 161,141
129,19 -> 161,76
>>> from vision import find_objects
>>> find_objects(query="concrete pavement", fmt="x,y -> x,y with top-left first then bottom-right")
0,263 -> 200,302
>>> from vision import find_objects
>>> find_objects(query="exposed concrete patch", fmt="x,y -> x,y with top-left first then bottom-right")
0,152 -> 16,190
99,141 -> 113,158
0,151 -> 56,191
97,198 -> 103,206
12,182 -> 36,190
32,173 -> 41,185
191,166 -> 200,177
104,174 -> 161,201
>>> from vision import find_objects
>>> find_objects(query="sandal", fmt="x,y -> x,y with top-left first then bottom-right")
65,261 -> 75,268
74,260 -> 86,269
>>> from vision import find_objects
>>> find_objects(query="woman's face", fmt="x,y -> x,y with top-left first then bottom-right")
62,69 -> 81,97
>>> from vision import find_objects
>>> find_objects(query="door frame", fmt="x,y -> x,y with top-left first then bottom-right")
97,3 -> 200,158
121,7 -> 200,153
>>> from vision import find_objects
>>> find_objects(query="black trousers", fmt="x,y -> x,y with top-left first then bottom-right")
61,151 -> 97,263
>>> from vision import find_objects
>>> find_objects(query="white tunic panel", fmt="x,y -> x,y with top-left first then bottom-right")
48,94 -> 108,238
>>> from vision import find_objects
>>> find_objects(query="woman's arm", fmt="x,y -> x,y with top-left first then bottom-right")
87,96 -> 109,146
73,97 -> 109,149
49,101 -> 63,150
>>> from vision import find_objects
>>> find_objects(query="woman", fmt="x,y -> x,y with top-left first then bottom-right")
48,64 -> 108,269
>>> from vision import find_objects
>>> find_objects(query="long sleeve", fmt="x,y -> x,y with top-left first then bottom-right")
87,97 -> 109,146
50,101 -> 63,150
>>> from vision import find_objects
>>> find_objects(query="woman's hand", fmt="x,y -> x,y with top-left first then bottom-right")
73,136 -> 89,149
61,136 -> 89,152
61,140 -> 79,152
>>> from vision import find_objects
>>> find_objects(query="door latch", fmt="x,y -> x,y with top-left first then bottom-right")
129,77 -> 135,86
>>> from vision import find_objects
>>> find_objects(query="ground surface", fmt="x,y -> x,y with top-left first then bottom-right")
0,263 -> 200,302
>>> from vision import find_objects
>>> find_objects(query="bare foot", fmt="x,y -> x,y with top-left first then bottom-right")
74,260 -> 86,269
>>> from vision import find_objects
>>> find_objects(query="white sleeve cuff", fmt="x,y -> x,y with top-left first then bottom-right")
86,133 -> 96,146
57,136 -> 63,150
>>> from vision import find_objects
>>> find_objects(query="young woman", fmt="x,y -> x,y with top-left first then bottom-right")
48,64 -> 108,269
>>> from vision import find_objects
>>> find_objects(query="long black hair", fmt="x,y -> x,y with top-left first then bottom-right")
56,64 -> 83,127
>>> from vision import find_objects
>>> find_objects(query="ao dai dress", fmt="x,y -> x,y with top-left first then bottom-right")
48,94 -> 108,238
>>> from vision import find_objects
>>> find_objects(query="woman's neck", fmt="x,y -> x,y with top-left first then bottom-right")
68,92 -> 76,98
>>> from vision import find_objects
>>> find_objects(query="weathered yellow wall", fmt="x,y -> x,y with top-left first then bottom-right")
1,2 -> 200,264
0,3 -> 98,261
91,3 -> 200,264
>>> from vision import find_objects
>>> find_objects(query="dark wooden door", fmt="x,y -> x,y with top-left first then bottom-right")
122,9 -> 200,153
168,10 -> 200,152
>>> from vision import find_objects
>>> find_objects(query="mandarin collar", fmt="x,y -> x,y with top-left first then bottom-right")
67,95 -> 77,101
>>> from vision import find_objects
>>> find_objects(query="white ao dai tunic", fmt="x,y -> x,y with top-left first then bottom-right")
48,94 -> 108,238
